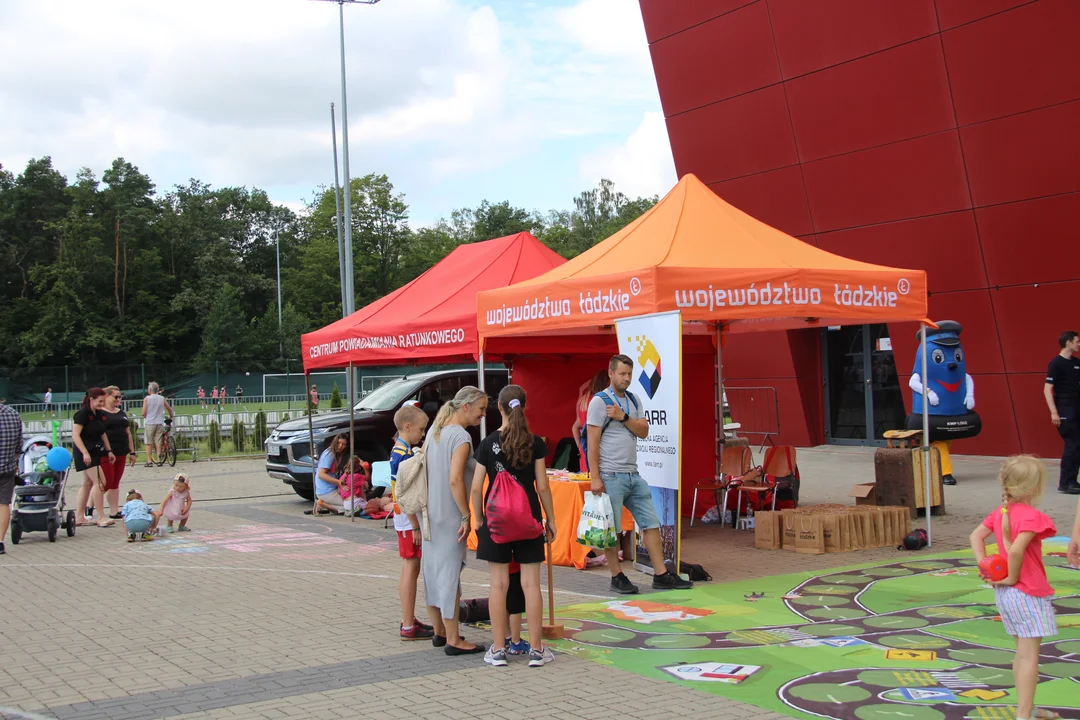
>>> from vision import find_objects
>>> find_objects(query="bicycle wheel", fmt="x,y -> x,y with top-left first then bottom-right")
166,436 -> 177,467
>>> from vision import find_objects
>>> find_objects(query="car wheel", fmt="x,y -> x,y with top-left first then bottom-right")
293,485 -> 315,501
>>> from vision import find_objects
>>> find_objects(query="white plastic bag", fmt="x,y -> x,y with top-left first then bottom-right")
577,492 -> 618,549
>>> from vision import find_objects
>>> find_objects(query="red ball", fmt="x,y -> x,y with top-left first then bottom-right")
979,554 -> 1008,582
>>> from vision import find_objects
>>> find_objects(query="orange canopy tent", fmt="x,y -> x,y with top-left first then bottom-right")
474,173 -> 936,542
477,173 -> 928,348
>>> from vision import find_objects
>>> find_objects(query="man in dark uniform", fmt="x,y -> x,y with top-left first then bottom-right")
1045,330 -> 1080,494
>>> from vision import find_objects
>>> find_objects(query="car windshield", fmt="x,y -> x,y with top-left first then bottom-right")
355,377 -> 419,412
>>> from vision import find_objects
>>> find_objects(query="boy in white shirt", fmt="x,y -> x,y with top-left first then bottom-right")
391,404 -> 435,641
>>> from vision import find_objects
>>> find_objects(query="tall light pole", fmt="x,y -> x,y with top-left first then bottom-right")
314,0 -> 382,321
317,0 -> 382,402
330,103 -> 347,317
275,229 -> 283,360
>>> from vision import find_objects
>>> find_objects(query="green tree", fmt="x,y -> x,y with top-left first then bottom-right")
330,383 -> 342,409
352,173 -> 411,303
193,283 -> 251,370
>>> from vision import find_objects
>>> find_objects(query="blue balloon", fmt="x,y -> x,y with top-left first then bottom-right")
46,446 -> 72,472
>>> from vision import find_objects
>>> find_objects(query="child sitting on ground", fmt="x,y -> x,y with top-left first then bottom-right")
390,404 -> 434,641
970,455 -> 1058,720
121,489 -> 158,542
338,460 -> 371,516
159,473 -> 193,533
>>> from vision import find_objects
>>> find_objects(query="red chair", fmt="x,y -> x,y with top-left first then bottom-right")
731,446 -> 799,527
690,446 -> 753,527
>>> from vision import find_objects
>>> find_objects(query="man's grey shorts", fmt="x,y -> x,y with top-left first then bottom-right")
600,471 -> 660,534
0,472 -> 15,505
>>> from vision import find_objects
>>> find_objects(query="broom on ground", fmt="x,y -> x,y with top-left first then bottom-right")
541,528 -> 564,640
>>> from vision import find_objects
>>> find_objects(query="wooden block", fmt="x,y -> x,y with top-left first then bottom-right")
873,446 -> 946,519
912,446 -> 945,514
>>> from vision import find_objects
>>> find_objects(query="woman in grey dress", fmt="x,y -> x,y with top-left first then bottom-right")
422,385 -> 488,655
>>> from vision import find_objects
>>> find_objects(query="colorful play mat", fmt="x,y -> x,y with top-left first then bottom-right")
549,540 -> 1080,719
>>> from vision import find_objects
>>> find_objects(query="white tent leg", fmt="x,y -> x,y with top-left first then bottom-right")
348,361 -> 356,524
921,325 -> 932,547
478,352 -> 486,439
304,372 -> 318,516
715,323 -> 723,478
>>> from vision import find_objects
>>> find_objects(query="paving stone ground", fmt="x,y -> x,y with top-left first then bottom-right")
1,449 -> 1077,720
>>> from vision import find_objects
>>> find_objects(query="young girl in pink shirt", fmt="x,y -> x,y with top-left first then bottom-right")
970,455 -> 1059,720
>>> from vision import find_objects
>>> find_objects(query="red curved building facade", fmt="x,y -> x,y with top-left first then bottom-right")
640,0 -> 1080,458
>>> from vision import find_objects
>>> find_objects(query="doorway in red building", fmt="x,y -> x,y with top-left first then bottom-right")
823,324 -> 906,445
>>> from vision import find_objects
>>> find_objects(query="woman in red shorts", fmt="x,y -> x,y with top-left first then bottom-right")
100,385 -> 135,519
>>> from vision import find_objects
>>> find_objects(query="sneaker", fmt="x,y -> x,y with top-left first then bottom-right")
127,533 -> 136,543
610,572 -> 640,595
400,623 -> 435,641
484,644 -> 508,667
414,619 -> 434,633
177,526 -> 191,532
652,571 -> 693,590
506,638 -> 531,656
1059,485 -> 1080,495
167,527 -> 175,533
141,532 -> 155,541
942,474 -> 957,486
0,542 -> 5,555
528,646 -> 554,667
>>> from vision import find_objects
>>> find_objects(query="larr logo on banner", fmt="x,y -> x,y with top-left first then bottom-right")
630,334 -> 663,400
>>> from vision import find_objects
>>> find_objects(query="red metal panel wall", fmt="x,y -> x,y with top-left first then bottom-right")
641,0 -> 1080,458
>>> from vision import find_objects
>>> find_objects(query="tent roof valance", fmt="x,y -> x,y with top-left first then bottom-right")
477,174 -> 928,352
302,232 -> 565,370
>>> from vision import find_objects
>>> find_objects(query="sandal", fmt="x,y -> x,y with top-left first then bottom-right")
96,520 -> 115,528
109,513 -> 123,520
1031,710 -> 1061,720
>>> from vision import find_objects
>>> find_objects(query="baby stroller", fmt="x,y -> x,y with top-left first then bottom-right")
10,436 -> 77,544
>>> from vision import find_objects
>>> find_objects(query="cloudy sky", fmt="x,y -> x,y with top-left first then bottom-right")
0,0 -> 676,224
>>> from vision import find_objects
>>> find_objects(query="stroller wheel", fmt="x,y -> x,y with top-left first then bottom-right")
66,510 -> 76,537
10,520 -> 21,545
47,517 -> 58,542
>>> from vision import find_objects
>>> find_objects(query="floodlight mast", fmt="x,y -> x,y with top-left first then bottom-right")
312,0 -> 382,400
312,0 -> 382,319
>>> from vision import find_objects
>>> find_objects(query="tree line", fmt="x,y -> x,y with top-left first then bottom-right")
0,156 -> 657,372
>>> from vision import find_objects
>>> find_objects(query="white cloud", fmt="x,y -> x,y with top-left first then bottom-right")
579,111 -> 677,198
554,0 -> 652,63
0,0 -> 673,217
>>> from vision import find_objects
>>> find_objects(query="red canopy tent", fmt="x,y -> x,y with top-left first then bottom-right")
294,232 -> 566,520
301,232 -> 566,369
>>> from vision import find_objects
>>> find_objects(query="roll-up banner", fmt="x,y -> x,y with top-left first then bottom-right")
615,310 -> 682,573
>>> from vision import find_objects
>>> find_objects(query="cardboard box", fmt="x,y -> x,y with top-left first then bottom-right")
849,483 -> 877,506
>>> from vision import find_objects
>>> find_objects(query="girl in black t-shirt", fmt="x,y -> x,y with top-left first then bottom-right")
101,385 -> 136,519
72,387 -> 116,527
470,385 -> 556,668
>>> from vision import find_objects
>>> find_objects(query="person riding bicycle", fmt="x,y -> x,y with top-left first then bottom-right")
142,382 -> 174,467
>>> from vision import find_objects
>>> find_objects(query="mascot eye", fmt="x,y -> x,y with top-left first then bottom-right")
931,349 -> 945,364
955,349 -> 963,363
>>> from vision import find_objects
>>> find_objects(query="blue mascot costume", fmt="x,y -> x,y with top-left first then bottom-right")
905,320 -> 982,485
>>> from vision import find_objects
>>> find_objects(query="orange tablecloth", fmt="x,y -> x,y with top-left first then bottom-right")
467,479 -> 632,569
